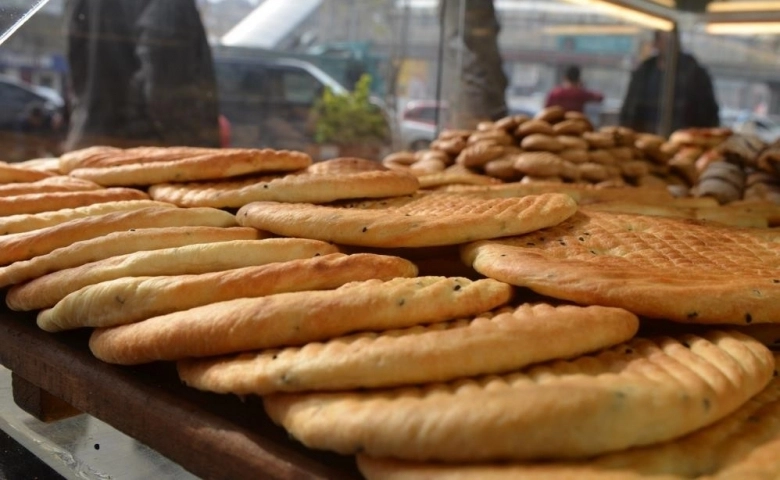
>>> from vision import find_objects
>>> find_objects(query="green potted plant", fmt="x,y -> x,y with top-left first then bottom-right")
312,74 -> 391,160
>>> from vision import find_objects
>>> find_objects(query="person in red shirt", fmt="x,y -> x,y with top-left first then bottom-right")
545,65 -> 604,113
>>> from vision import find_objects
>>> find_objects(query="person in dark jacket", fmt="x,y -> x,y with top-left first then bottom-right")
64,0 -> 220,151
620,31 -> 720,135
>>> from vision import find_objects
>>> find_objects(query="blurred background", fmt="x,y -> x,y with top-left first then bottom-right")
1,0 -> 780,161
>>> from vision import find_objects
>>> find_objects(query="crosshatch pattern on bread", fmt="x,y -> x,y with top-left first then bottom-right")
237,192 -> 578,247
148,157 -> 420,207
462,210 -> 780,324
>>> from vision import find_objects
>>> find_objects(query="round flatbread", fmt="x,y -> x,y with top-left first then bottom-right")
37,253 -> 416,332
263,331 -> 773,462
0,206 -> 237,269
461,210 -> 780,324
68,148 -> 312,186
9,238 -> 338,312
89,277 -> 514,365
178,303 -> 638,395
0,188 -> 149,217
237,192 -> 578,248
0,176 -> 101,197
357,352 -> 780,480
148,157 -> 420,207
0,226 -> 260,288
0,200 -> 175,236
0,163 -> 53,183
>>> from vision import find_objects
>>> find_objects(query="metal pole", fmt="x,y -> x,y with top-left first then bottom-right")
658,24 -> 679,137
434,0 -> 447,137
454,0 -> 467,109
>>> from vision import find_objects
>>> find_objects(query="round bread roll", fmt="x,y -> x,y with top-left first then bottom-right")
515,120 -> 554,138
521,134 -> 564,152
534,105 -> 566,123
514,152 -> 565,177
583,132 -> 615,149
557,136 -> 589,151
608,147 -> 633,162
588,150 -> 617,166
484,157 -> 522,181
578,162 -> 610,182
552,120 -> 587,136
468,130 -> 513,146
431,137 -> 466,155
558,148 -> 589,164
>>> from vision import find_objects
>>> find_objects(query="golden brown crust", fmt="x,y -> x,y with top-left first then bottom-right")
37,252 -> 416,331
9,238 -> 337,311
417,166 -> 502,189
0,206 -> 237,268
237,192 -> 577,248
462,210 -> 780,324
263,331 -> 773,462
0,200 -> 175,236
178,303 -> 638,394
68,149 -> 312,186
0,163 -> 54,183
360,352 -> 780,480
0,188 -> 149,217
0,226 -> 260,288
0,176 -> 101,197
149,159 -> 419,207
89,277 -> 514,364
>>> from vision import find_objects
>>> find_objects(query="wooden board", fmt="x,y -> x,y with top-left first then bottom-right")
0,308 -> 362,480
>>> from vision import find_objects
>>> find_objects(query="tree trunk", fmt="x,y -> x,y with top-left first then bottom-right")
439,0 -> 508,130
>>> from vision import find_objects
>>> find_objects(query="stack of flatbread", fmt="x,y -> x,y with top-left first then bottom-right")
3,143 -> 780,479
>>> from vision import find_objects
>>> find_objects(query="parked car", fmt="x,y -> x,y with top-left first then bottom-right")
399,100 -> 444,151
0,76 -> 65,162
212,51 -> 395,159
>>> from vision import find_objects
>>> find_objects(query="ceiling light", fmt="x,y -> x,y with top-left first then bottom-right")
542,24 -> 642,35
559,0 -> 675,31
707,1 -> 780,13
706,21 -> 780,34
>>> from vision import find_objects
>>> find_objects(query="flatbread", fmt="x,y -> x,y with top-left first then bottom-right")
358,352 -> 780,480
0,206 -> 237,269
9,238 -> 338,312
89,277 -> 514,365
10,157 -> 61,173
0,200 -> 176,236
177,303 -> 638,395
417,166 -> 502,189
68,148 -> 312,186
0,176 -> 101,197
461,210 -> 780,324
60,146 -> 226,172
0,188 -> 149,217
38,253 -> 417,332
59,146 -> 121,173
0,163 -> 53,183
0,226 -> 260,288
148,157 -> 420,207
263,331 -> 774,462
584,202 -> 769,228
444,182 -> 675,205
237,192 -> 577,247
